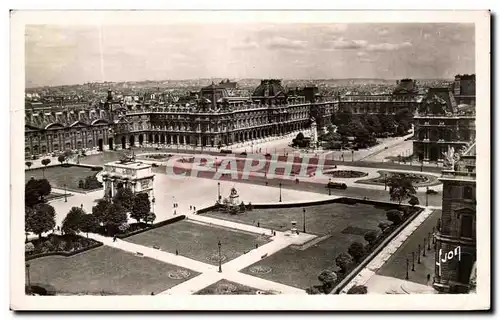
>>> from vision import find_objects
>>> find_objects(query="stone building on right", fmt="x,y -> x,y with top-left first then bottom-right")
433,142 -> 476,293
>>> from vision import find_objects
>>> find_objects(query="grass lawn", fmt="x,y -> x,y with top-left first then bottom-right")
195,279 -> 265,295
125,220 -> 270,265
25,165 -> 101,191
239,202 -> 391,289
205,201 -> 390,236
27,246 -> 199,295
376,210 -> 442,286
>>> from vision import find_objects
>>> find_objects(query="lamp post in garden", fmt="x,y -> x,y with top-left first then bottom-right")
418,245 -> 421,264
384,173 -> 388,191
328,178 -> 331,196
215,157 -> 218,172
426,186 -> 429,207
218,240 -> 222,273
303,208 -> 306,233
279,182 -> 282,203
217,182 -> 221,201
423,238 -> 427,257
412,252 -> 415,271
63,184 -> 67,202
405,258 -> 409,280
25,263 -> 31,292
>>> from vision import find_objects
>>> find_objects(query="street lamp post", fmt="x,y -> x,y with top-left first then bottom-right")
63,184 -> 67,202
384,174 -> 387,191
217,182 -> 221,201
303,208 -> 306,233
279,182 -> 282,202
218,240 -> 222,273
25,263 -> 31,292
423,238 -> 427,257
412,252 -> 415,271
426,186 -> 429,207
405,258 -> 409,280
215,157 -> 218,172
328,178 -> 331,196
418,245 -> 421,264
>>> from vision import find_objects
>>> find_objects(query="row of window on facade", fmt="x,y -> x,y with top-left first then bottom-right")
26,129 -> 107,140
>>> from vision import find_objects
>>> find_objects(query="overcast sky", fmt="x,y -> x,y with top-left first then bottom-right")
25,23 -> 475,87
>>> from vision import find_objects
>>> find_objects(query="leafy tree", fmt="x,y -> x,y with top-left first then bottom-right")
113,187 -> 135,211
348,242 -> 365,263
41,158 -> 51,177
388,176 -> 416,205
239,201 -> 246,213
103,203 -> 128,235
26,203 -> 56,239
131,193 -> 151,222
295,132 -> 305,140
92,198 -> 112,224
379,114 -> 395,134
347,285 -> 368,294
335,253 -> 352,273
25,161 -> 32,169
378,221 -> 391,233
25,178 -> 52,207
336,124 -> 353,137
57,155 -> 66,165
364,114 -> 382,134
364,230 -> 380,246
62,207 -> 86,235
80,214 -> 98,238
63,150 -> 73,162
25,242 -> 35,253
409,195 -> 420,207
386,209 -> 404,225
333,109 -> 353,126
305,286 -> 323,295
318,270 -> 337,293
145,212 -> 156,225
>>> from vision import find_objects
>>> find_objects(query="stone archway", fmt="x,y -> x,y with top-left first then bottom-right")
160,134 -> 165,144
108,137 -> 114,150
129,135 -> 135,147
98,138 -> 103,151
121,136 -> 126,149
139,134 -> 144,146
155,134 -> 159,143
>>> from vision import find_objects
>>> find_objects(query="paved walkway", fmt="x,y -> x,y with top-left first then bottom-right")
339,207 -> 436,294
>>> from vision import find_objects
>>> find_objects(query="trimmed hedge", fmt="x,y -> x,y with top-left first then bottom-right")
26,241 -> 103,261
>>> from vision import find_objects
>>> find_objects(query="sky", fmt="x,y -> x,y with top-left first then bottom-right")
25,23 -> 475,88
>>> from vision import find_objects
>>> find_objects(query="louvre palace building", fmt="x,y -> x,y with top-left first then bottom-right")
24,79 -> 335,157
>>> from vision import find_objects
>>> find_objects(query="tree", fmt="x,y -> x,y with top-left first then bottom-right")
25,178 -> 52,207
348,242 -> 365,263
335,253 -> 352,273
364,114 -> 382,135
379,114 -> 396,134
80,214 -> 98,238
378,221 -> 391,233
103,203 -> 128,235
62,207 -> 86,235
25,161 -> 32,169
145,212 -> 156,225
295,132 -> 305,140
57,155 -> 66,165
63,150 -> 73,162
364,230 -> 380,247
41,158 -> 51,177
388,176 -> 416,205
409,195 -> 420,207
333,109 -> 353,126
26,203 -> 56,239
131,193 -> 151,222
92,198 -> 112,224
113,187 -> 135,211
318,270 -> 337,293
347,285 -> 368,294
386,209 -> 404,225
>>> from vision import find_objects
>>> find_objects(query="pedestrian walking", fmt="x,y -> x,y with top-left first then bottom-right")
174,210 -> 176,215
190,205 -> 192,210
175,249 -> 179,255
257,222 -> 260,227
113,235 -> 117,242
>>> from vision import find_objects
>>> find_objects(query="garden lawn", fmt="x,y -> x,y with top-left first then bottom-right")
25,165 -> 101,191
195,279 -> 263,295
27,246 -> 199,295
239,202 -> 390,289
376,210 -> 442,286
125,220 -> 270,265
205,201 -> 390,235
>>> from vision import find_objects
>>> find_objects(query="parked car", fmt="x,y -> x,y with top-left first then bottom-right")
240,152 -> 247,156
426,188 -> 438,195
326,181 -> 348,190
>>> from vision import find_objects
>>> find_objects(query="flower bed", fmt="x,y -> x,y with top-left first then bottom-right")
356,170 -> 441,187
144,154 -> 172,160
325,170 -> 368,179
25,234 -> 102,260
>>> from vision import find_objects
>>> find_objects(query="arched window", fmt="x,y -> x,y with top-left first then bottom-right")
464,186 -> 474,200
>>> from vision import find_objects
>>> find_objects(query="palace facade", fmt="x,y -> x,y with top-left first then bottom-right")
413,74 -> 476,162
433,142 -> 476,293
24,79 -> 335,157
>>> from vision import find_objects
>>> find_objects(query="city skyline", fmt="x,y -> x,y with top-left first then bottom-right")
25,23 -> 475,88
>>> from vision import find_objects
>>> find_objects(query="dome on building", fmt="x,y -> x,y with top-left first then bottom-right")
252,79 -> 287,97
